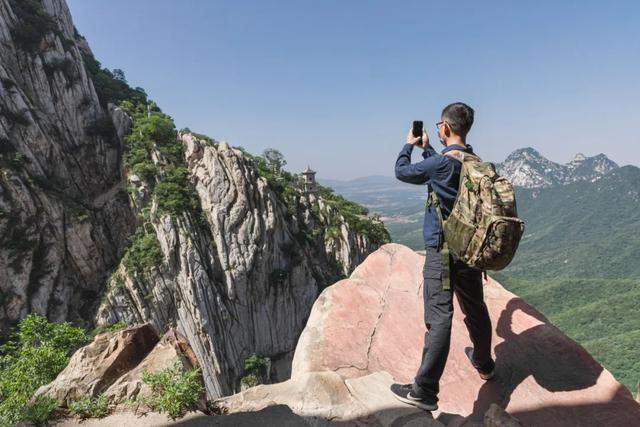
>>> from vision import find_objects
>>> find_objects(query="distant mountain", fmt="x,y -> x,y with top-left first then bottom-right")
496,147 -> 618,188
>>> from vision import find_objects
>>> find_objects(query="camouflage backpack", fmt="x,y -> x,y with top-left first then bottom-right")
430,150 -> 525,279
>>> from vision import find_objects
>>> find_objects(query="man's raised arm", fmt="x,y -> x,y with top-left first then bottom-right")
394,129 -> 440,185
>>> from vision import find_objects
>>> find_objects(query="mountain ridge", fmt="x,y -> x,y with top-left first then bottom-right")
322,146 -> 622,190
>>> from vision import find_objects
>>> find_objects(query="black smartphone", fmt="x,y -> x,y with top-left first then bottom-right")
412,120 -> 423,138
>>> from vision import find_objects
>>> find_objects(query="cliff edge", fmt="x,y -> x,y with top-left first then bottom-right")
214,244 -> 640,426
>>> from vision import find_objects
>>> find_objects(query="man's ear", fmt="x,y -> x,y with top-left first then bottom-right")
444,122 -> 451,138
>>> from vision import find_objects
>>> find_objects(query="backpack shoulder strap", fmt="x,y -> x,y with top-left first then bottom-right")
443,149 -> 481,163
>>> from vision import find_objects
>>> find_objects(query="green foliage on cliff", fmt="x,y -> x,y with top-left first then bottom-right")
69,394 -> 109,419
0,315 -> 90,425
122,229 -> 163,275
82,54 -> 147,108
241,354 -> 268,388
141,363 -> 204,419
121,101 -> 203,222
155,167 -> 201,217
7,0 -> 57,52
250,149 -> 390,247
43,58 -> 78,84
317,185 -> 390,246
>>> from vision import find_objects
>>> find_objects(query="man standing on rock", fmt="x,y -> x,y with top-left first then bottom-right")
390,102 -> 495,411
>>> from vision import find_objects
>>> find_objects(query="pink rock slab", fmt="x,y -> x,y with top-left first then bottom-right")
291,243 -> 640,426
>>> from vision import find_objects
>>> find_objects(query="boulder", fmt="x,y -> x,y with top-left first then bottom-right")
34,324 -> 158,407
103,328 -> 199,407
285,244 -> 640,425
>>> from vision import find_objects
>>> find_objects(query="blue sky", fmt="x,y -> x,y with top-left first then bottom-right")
67,0 -> 640,179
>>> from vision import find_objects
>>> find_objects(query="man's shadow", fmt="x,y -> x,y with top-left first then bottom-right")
469,298 -> 603,420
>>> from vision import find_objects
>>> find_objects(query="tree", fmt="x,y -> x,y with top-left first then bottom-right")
263,148 -> 286,174
112,69 -> 127,83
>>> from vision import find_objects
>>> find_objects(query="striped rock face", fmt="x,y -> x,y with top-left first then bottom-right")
291,243 -> 640,426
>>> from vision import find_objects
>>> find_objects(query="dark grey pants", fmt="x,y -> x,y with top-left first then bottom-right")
414,247 -> 493,398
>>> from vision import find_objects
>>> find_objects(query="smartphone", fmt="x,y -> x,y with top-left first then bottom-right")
412,121 -> 423,138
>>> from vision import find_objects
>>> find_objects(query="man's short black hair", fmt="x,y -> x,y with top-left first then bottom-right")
441,102 -> 474,138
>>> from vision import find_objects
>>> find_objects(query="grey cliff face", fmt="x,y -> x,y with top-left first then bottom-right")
0,0 -> 135,334
1,0 -> 385,400
96,135 -> 380,399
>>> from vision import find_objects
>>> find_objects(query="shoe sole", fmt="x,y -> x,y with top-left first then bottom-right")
392,392 -> 438,411
465,348 -> 495,381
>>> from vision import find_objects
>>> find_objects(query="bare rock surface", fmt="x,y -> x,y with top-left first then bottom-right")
289,243 -> 640,425
103,328 -> 199,407
0,0 -> 135,334
483,404 -> 522,427
214,370 -> 444,427
34,324 -> 159,407
96,135 -> 383,399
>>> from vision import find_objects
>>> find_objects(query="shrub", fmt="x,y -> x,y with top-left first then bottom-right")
122,229 -> 163,274
0,314 -> 89,425
154,167 -> 200,217
69,394 -> 109,419
85,116 -> 117,140
141,363 -> 204,419
7,0 -> 57,52
81,53 -> 147,108
243,354 -> 268,374
240,354 -> 268,388
43,57 -> 78,83
24,396 -> 58,425
131,160 -> 158,184
191,132 -> 217,146
324,225 -> 341,241
240,373 -> 260,388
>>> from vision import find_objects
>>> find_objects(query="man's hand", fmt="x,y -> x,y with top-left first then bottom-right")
406,128 -> 429,149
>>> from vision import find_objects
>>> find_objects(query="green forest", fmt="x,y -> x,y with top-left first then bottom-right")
494,167 -> 640,392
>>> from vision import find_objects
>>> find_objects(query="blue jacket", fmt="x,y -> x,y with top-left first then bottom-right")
394,143 -> 477,248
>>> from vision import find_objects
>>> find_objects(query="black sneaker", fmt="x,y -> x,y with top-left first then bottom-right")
390,383 -> 438,411
464,347 -> 495,380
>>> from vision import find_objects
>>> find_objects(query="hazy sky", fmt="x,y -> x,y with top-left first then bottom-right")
67,0 -> 640,180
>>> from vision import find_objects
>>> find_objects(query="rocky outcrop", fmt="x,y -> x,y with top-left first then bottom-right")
0,0 -> 135,335
103,328 -> 199,407
219,244 -> 640,426
94,134 -> 384,399
216,370 -> 445,427
1,0 -> 386,403
35,324 -> 199,411
34,324 -> 159,407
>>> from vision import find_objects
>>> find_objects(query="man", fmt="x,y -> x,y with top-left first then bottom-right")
390,102 -> 495,411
